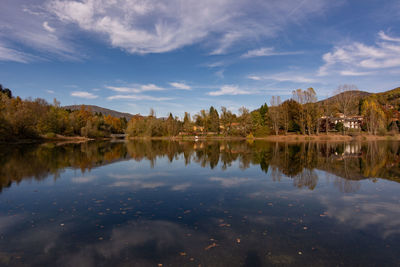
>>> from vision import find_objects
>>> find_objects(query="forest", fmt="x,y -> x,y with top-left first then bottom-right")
1,83 -> 399,141
0,84 -> 126,141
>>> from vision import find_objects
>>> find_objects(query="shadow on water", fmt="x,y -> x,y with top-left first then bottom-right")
1,140 -> 400,192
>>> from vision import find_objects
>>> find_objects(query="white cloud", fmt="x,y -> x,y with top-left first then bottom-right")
241,47 -> 303,58
210,31 -> 243,55
169,82 -> 191,90
45,0 -> 337,55
319,31 -> 400,76
248,73 -> 316,83
43,21 -> 55,33
106,84 -> 164,93
208,85 -> 251,96
141,84 -> 164,91
0,43 -> 34,63
107,94 -> 173,101
46,89 -> 55,94
378,31 -> 400,42
0,3 -> 80,61
71,91 -> 98,99
205,61 -> 225,68
339,70 -> 374,76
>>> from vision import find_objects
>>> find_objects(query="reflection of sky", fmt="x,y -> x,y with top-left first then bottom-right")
0,156 -> 400,266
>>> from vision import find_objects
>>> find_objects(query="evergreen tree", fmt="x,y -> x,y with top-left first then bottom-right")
208,106 -> 220,133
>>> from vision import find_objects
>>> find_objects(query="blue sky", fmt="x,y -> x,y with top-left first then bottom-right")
1,0 -> 400,117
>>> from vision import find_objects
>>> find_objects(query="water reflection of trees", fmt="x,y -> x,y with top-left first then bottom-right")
0,141 -> 129,191
1,140 -> 400,192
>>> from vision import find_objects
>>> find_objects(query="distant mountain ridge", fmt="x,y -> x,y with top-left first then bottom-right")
63,105 -> 135,120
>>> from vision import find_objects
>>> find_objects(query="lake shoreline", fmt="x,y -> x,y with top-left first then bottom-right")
2,133 -> 400,145
127,134 -> 400,142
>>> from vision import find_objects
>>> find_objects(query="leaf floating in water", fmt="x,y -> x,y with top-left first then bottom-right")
184,210 -> 191,214
298,251 -> 302,255
236,238 -> 241,244
179,252 -> 187,256
60,223 -> 64,227
204,243 -> 218,250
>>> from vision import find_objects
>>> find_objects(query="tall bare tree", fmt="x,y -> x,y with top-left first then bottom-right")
303,88 -> 317,135
334,84 -> 359,134
269,96 -> 281,135
292,89 -> 306,134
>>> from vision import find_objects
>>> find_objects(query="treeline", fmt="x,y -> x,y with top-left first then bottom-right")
126,84 -> 399,137
0,85 -> 126,141
2,83 -> 399,141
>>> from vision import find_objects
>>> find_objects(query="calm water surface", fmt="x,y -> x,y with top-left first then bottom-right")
0,140 -> 400,266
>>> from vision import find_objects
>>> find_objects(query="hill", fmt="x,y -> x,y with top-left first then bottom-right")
371,87 -> 400,106
63,105 -> 135,120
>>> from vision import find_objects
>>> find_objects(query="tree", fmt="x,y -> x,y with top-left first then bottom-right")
269,96 -> 281,135
303,88 -> 317,135
259,103 -> 268,126
238,107 -> 252,136
334,84 -> 359,134
183,112 -> 193,133
281,101 -> 290,135
0,84 -> 12,98
208,106 -> 220,133
165,113 -> 180,136
220,106 -> 234,136
361,98 -> 386,135
292,89 -> 306,134
194,109 -> 209,132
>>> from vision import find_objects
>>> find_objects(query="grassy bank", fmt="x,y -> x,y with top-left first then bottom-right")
126,133 -> 400,142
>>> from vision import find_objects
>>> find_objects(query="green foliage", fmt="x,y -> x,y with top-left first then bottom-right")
335,122 -> 344,132
258,103 -> 268,126
208,106 -> 220,133
254,126 -> 270,137
0,84 -> 12,98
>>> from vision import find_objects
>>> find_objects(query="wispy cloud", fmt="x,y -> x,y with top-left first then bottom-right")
169,82 -> 191,90
107,94 -> 174,101
208,85 -> 251,96
339,70 -> 374,76
248,73 -> 316,83
106,84 -> 164,93
0,43 -> 34,63
46,89 -> 55,94
44,0 -> 337,55
241,47 -> 303,58
71,91 -> 98,99
319,31 -> 400,76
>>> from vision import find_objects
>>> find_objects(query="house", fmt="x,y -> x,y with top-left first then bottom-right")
320,114 -> 363,132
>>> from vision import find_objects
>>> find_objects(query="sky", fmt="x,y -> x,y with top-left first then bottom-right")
1,0 -> 400,117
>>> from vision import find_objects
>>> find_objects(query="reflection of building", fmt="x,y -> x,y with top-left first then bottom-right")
344,143 -> 362,156
320,114 -> 363,132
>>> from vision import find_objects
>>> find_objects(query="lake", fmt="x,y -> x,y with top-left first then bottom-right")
0,140 -> 399,266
